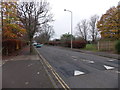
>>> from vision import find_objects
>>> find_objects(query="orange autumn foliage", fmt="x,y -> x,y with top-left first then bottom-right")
97,4 -> 120,40
2,2 -> 26,39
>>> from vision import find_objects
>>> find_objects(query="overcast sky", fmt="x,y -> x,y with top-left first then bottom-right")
47,0 -> 119,39
18,0 -> 120,39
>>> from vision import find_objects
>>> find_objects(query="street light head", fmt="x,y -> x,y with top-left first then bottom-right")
64,9 -> 66,11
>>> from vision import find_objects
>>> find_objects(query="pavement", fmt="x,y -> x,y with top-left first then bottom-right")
2,46 -> 54,88
72,49 -> 120,60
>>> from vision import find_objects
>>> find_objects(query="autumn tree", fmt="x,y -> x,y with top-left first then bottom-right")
97,4 -> 120,40
17,1 -> 53,54
76,19 -> 89,41
1,2 -> 26,40
89,15 -> 99,43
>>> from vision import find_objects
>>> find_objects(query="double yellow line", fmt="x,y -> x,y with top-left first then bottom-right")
35,47 -> 70,90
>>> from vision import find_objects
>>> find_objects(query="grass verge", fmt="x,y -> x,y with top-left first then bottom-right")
83,44 -> 98,51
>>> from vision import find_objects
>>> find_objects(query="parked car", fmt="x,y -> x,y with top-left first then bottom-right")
36,44 -> 43,48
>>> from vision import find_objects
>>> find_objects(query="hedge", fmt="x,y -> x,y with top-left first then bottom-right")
115,40 -> 120,54
46,40 -> 87,49
2,39 -> 27,55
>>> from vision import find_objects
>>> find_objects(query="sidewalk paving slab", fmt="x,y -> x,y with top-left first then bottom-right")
2,46 -> 55,88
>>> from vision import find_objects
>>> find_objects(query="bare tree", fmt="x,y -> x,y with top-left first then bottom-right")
89,15 -> 99,43
35,24 -> 55,43
17,1 -> 53,54
76,19 -> 89,41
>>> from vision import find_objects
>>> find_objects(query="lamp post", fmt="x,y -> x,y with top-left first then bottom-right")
64,9 -> 73,49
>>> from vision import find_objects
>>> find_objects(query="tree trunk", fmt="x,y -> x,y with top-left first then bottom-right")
29,39 -> 33,55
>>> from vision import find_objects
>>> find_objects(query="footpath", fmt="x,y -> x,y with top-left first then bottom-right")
72,49 -> 120,60
2,46 -> 54,88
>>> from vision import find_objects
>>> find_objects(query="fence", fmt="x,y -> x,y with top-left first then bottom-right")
97,41 -> 115,51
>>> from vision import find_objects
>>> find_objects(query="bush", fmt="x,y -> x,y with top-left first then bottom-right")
115,40 -> 120,54
47,41 -> 61,46
47,40 -> 87,49
63,41 -> 87,48
2,39 -> 27,55
73,41 -> 87,48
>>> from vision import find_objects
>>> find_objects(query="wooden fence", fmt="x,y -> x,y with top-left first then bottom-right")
97,41 -> 115,51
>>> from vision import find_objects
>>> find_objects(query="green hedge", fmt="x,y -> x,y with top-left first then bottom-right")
115,40 -> 120,54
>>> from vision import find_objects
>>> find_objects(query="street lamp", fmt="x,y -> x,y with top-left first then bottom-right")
64,9 -> 73,49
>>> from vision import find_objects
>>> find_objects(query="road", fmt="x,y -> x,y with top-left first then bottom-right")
37,45 -> 119,88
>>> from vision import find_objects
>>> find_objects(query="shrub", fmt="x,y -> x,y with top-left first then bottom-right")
72,41 -> 87,48
48,41 -> 55,46
47,40 -> 87,49
2,39 -> 27,55
115,40 -> 120,54
47,41 -> 61,46
64,41 -> 87,48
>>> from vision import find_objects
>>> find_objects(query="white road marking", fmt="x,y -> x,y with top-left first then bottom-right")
71,56 -> 77,58
82,59 -> 88,61
108,59 -> 115,61
88,61 -> 95,63
104,65 -> 115,70
25,82 -> 29,85
74,70 -> 85,76
82,59 -> 95,64
28,64 -> 33,67
37,72 -> 40,74
71,56 -> 78,61
115,71 -> 120,73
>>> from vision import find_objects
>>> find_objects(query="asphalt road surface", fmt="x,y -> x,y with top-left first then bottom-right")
37,45 -> 119,88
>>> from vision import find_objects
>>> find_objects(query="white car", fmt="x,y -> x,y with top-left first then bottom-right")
33,43 -> 37,46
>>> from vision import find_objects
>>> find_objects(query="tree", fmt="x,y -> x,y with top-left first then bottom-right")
76,19 -> 89,41
60,33 -> 75,42
97,4 -> 120,40
1,2 -> 26,40
89,15 -> 99,43
34,24 -> 55,43
17,1 -> 53,54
